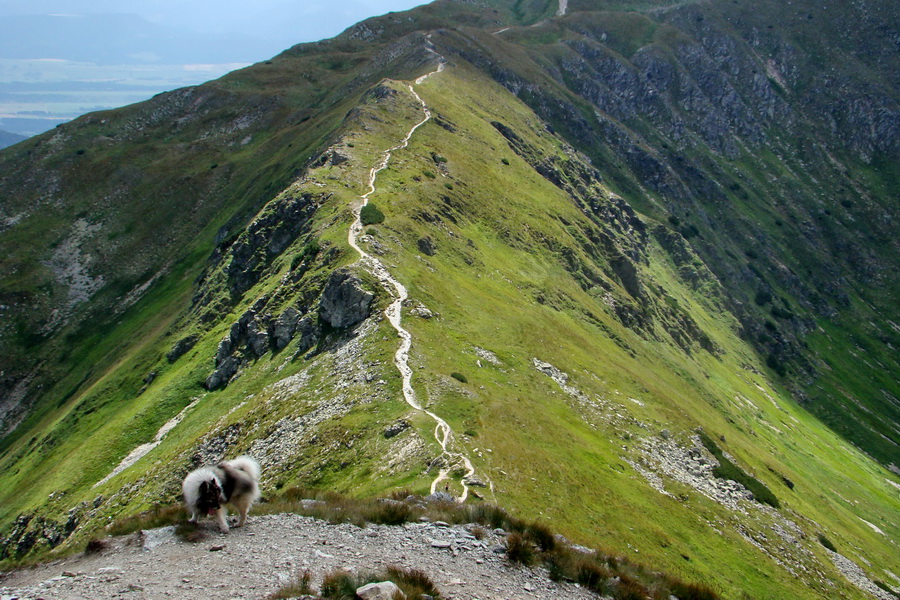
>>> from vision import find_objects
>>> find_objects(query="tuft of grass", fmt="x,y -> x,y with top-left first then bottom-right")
384,564 -> 441,598
320,568 -> 359,599
106,504 -> 185,536
525,521 -> 556,552
668,580 -> 720,600
505,531 -> 536,565
267,569 -> 314,599
318,565 -> 442,600
175,520 -> 207,543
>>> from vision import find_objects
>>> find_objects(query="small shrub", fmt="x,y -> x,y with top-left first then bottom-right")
698,432 -> 780,508
766,354 -> 787,377
431,153 -> 447,164
84,538 -> 108,554
679,223 -> 700,238
873,580 -> 900,598
818,533 -> 837,552
771,306 -> 795,320
366,228 -> 377,236
450,372 -> 468,383
505,531 -> 536,565
367,501 -> 415,525
470,525 -> 488,540
444,182 -> 454,190
754,290 -> 772,305
360,203 -> 385,226
501,157 -> 510,165
423,170 -> 436,179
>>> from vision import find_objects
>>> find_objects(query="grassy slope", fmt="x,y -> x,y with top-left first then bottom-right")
356,63 -> 898,599
0,2 -> 897,599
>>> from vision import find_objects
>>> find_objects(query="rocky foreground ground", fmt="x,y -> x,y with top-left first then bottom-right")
0,513 -> 598,600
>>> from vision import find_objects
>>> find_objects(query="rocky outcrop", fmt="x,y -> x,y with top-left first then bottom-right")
272,307 -> 301,350
383,420 -> 411,439
319,270 -> 375,328
166,334 -> 199,363
205,303 -> 318,390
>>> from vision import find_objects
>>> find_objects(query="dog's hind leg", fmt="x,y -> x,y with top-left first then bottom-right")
215,507 -> 229,533
233,497 -> 250,527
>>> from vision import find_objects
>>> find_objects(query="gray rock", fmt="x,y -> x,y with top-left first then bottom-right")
272,307 -> 301,350
246,321 -> 269,357
295,316 -> 320,355
205,356 -> 239,390
660,429 -> 671,440
319,269 -> 374,328
383,420 -> 411,439
417,236 -> 436,256
357,581 -> 405,600
215,336 -> 233,367
425,492 -> 455,503
166,334 -> 199,363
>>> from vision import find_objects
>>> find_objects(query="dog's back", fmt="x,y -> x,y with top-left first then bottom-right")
218,456 -> 261,504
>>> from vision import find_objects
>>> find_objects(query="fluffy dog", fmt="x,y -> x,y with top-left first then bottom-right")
182,456 -> 260,533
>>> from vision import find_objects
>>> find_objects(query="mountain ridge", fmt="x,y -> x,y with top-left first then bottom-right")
0,1 -> 897,598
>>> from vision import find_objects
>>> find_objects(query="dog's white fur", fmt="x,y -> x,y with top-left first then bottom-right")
182,456 -> 260,533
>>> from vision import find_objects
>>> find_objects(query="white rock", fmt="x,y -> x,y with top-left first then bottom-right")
357,581 -> 405,600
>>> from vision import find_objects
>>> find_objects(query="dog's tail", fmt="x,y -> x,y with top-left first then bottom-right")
227,455 -> 260,480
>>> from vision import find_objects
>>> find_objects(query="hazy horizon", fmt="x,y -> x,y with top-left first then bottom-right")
0,0 -> 430,137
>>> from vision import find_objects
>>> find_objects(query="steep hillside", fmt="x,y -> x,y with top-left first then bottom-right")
0,1 -> 897,599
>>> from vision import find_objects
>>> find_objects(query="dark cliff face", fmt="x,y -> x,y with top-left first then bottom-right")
433,0 -> 899,463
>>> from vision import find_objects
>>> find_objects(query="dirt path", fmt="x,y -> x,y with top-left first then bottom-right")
0,514 -> 598,600
347,60 -> 481,502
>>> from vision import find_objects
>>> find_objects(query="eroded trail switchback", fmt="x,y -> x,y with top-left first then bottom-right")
348,62 -> 482,502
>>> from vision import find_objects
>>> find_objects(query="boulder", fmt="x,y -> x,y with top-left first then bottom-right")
206,356 -> 239,390
166,334 -> 199,363
383,420 -> 411,439
357,581 -> 405,600
417,236 -> 436,256
319,269 -> 374,328
295,316 -> 320,354
272,307 -> 301,350
246,321 -> 269,357
215,336 -> 233,367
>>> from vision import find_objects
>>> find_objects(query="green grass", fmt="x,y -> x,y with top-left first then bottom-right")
1,11 -> 898,600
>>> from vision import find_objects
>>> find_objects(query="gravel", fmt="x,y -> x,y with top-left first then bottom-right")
0,514 -> 599,600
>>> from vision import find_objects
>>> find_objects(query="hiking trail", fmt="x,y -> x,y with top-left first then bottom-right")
348,60 -> 483,502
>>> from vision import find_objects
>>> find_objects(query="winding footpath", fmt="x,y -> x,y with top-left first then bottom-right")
347,62 -> 480,502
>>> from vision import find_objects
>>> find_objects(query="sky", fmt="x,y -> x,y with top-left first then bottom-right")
0,0 -> 430,137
